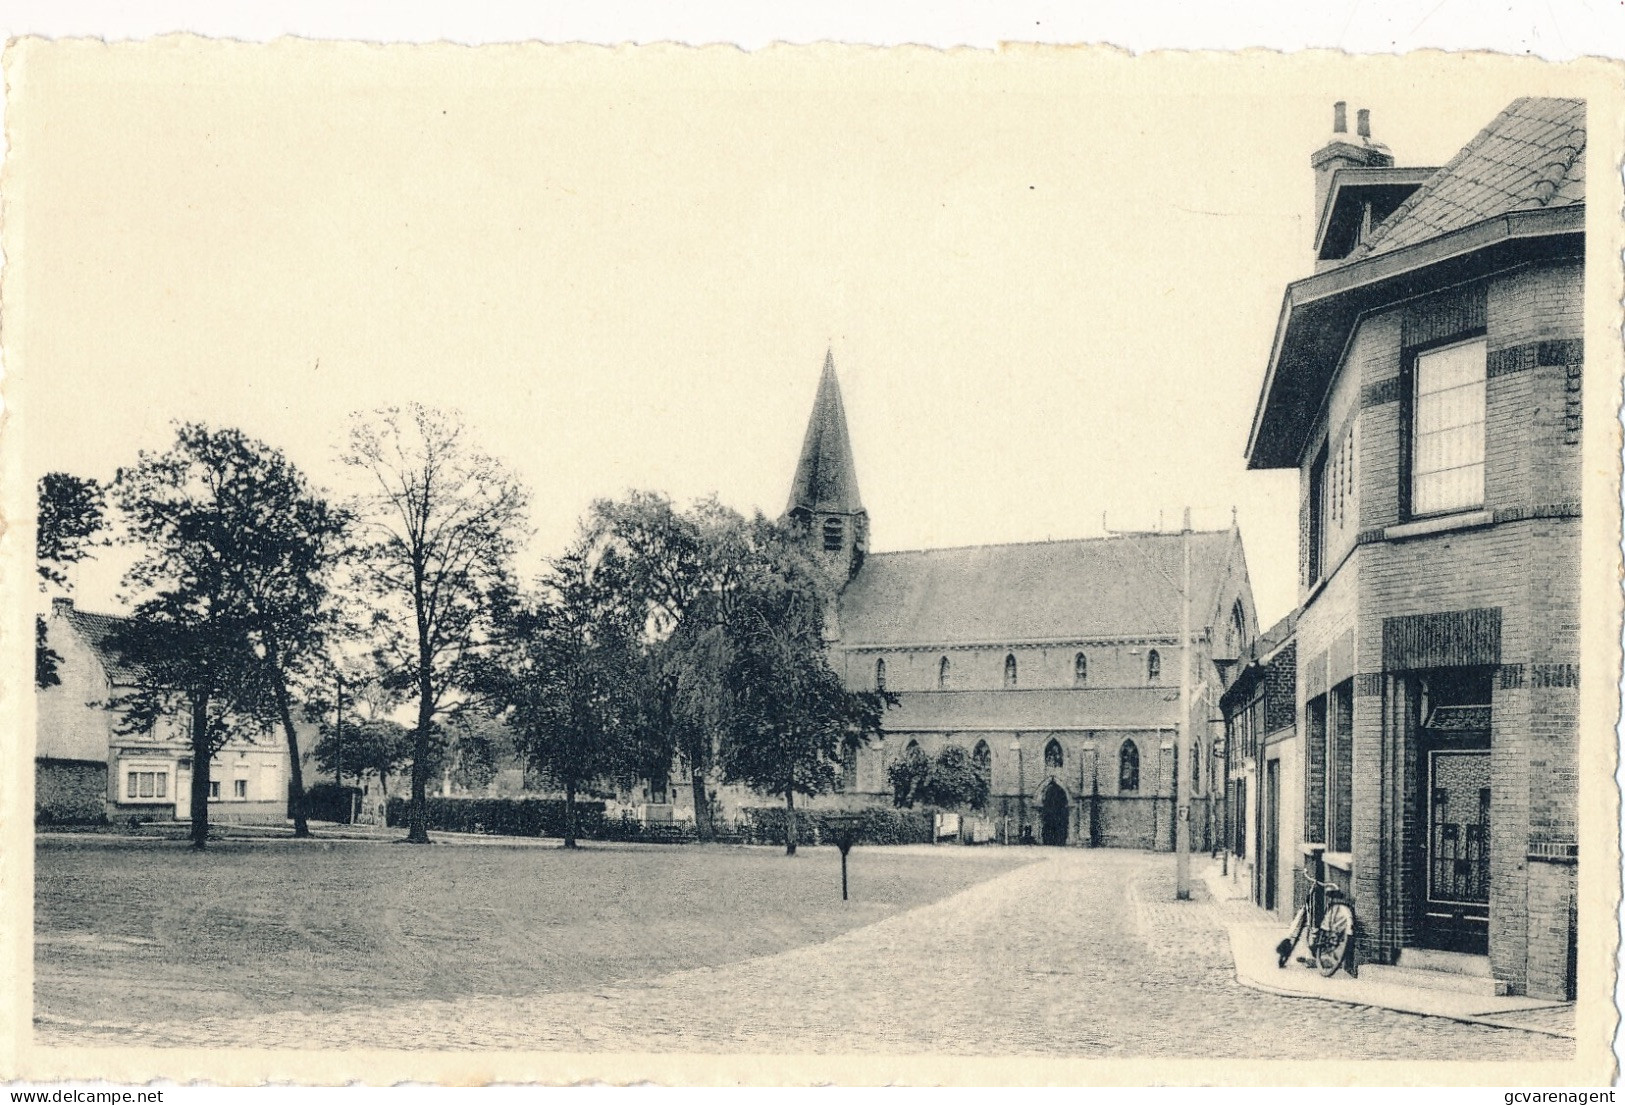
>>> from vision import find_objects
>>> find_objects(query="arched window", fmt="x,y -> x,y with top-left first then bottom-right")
938,656 -> 950,689
905,738 -> 921,758
1074,652 -> 1088,686
875,658 -> 887,692
822,516 -> 844,551
1191,742 -> 1201,793
836,738 -> 860,792
1044,739 -> 1064,770
1119,739 -> 1141,793
1004,653 -> 1018,689
1229,600 -> 1248,654
1147,649 -> 1161,683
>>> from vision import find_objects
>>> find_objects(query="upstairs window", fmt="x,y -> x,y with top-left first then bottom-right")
874,658 -> 887,692
1146,649 -> 1161,683
1044,739 -> 1064,770
1410,337 -> 1487,517
1073,652 -> 1088,686
1119,740 -> 1141,793
822,516 -> 845,551
1003,654 -> 1018,688
938,656 -> 950,689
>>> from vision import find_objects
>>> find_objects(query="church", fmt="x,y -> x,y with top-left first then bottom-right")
690,352 -> 1258,848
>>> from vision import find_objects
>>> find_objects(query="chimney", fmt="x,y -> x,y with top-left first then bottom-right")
1311,102 -> 1394,244
51,596 -> 73,617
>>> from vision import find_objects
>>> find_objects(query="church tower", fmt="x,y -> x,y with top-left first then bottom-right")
785,350 -> 868,587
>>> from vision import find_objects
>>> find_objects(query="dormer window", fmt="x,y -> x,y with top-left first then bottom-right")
822,517 -> 844,551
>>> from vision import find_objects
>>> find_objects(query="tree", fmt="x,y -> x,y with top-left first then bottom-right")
718,522 -> 893,855
36,472 -> 108,688
108,427 -> 295,849
310,716 -> 412,800
890,744 -> 989,811
344,405 -> 530,843
497,540 -> 642,848
37,472 -> 106,590
588,492 -> 753,840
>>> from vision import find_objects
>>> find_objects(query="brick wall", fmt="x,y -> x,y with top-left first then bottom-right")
1284,260 -> 1582,987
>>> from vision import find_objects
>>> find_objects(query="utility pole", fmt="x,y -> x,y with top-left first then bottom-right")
1102,505 -> 1197,901
335,672 -> 344,790
1176,507 -> 1192,900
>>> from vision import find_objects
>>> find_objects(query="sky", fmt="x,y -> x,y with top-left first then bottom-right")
5,42 -> 1583,627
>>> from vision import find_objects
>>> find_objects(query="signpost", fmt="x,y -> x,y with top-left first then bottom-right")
825,814 -> 864,900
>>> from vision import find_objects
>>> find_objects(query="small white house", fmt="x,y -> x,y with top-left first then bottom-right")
36,597 -> 290,825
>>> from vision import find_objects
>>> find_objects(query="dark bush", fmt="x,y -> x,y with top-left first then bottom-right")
737,806 -> 933,847
384,795 -> 608,839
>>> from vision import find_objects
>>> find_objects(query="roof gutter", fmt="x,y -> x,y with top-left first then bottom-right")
1245,204 -> 1585,470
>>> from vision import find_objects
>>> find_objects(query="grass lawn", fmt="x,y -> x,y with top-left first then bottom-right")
35,836 -> 1035,1025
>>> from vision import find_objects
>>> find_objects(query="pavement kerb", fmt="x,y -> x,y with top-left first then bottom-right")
1201,862 -> 1576,1039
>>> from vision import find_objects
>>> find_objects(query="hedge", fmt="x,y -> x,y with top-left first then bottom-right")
385,795 -> 608,839
736,806 -> 934,847
382,796 -> 935,846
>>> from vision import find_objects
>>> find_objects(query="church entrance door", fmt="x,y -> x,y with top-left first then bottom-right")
1040,782 -> 1069,846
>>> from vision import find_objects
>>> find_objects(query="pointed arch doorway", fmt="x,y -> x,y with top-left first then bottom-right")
1040,781 -> 1070,846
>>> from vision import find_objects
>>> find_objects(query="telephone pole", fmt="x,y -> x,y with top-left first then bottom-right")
1103,506 -> 1195,901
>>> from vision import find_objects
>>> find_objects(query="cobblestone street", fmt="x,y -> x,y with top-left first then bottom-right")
35,848 -> 1573,1058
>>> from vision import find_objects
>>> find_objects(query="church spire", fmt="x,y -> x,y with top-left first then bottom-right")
785,349 -> 868,587
786,349 -> 864,516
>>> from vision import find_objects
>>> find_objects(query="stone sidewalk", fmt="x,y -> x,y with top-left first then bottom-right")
1203,862 -> 1576,1039
37,848 -> 1573,1057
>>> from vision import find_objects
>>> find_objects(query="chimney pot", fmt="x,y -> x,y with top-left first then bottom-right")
1333,101 -> 1347,133
51,596 -> 73,615
1357,108 -> 1371,139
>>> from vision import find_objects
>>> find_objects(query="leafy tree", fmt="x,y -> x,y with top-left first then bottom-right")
890,744 -> 989,810
107,428 -> 296,848
888,744 -> 931,809
718,522 -> 893,854
587,493 -> 751,839
37,472 -> 106,590
344,405 -> 530,843
310,716 -> 412,800
36,473 -> 108,688
496,539 -> 643,847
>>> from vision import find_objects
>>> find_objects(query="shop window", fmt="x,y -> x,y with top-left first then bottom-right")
125,770 -> 167,800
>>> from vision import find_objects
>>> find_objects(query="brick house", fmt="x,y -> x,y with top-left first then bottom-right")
669,352 -> 1256,848
1245,100 -> 1583,998
36,597 -> 292,825
1218,612 -> 1299,919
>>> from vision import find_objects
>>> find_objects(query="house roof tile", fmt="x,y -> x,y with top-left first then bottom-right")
838,530 -> 1238,648
1355,97 -> 1585,258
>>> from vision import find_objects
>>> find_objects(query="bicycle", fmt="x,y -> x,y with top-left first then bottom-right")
1275,868 -> 1357,978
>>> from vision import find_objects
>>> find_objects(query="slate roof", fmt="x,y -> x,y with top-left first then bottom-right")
878,686 -> 1182,733
1355,97 -> 1585,258
838,530 -> 1237,647
60,607 -> 155,686
786,350 -> 864,516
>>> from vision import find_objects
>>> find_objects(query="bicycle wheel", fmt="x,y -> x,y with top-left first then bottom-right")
1316,902 -> 1354,976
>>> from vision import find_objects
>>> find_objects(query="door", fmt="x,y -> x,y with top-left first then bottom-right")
1040,782 -> 1069,846
1420,746 -> 1491,953
1262,759 -> 1279,913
